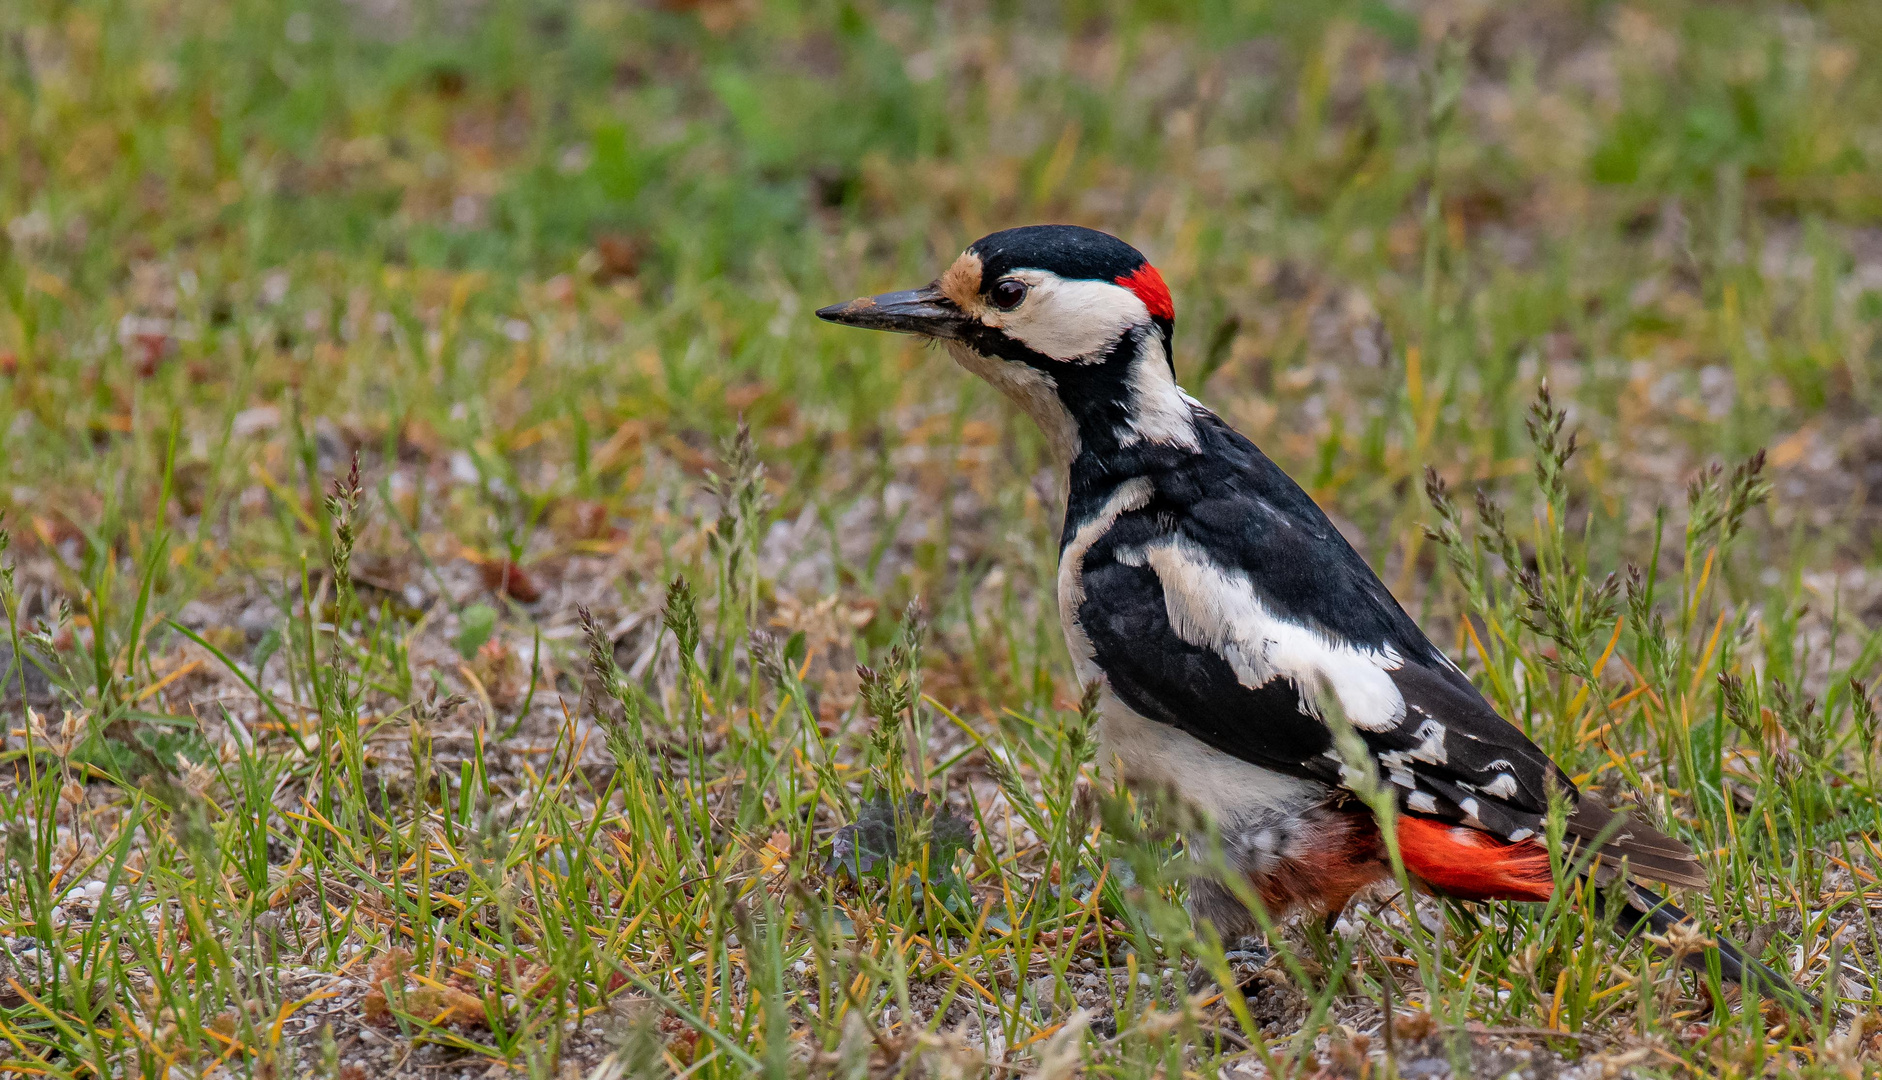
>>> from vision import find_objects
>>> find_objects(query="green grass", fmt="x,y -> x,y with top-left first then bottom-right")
4,0 -> 1882,1075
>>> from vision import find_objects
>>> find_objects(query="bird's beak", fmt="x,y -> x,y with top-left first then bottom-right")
815,284 -> 971,340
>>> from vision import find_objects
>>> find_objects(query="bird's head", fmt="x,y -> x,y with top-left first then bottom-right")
817,225 -> 1197,463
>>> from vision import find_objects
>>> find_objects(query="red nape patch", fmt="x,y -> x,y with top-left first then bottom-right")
1396,817 -> 1554,903
1115,264 -> 1174,322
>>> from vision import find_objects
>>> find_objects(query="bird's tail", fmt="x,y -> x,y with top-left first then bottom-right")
1606,879 -> 1820,1013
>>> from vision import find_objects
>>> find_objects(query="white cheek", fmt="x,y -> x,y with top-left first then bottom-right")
990,273 -> 1149,361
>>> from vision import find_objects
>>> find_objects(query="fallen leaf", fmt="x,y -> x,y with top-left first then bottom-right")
759,829 -> 792,877
361,946 -> 490,1028
726,382 -> 769,412
471,638 -> 527,708
555,499 -> 615,540
131,332 -> 171,377
479,558 -> 543,603
592,233 -> 640,281
362,948 -> 414,1026
403,982 -> 489,1027
668,1028 -> 700,1064
827,792 -> 974,890
1391,1009 -> 1436,1041
1769,427 -> 1813,469
371,947 -> 413,984
361,985 -> 392,1025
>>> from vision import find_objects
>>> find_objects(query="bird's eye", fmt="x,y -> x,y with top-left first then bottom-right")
989,279 -> 1028,311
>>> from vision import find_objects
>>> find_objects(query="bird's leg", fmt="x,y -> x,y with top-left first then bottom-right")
1322,907 -> 1344,935
1185,875 -> 1271,994
1187,874 -> 1264,946
1186,936 -> 1273,994
1225,936 -> 1273,964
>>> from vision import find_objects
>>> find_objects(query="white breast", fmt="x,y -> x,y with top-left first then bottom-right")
1094,688 -> 1323,822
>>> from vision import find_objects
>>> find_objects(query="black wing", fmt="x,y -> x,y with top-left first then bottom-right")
1071,410 -> 1572,840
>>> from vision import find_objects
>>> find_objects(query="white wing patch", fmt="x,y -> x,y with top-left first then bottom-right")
1117,535 -> 1408,732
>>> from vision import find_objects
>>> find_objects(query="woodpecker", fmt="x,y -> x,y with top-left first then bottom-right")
818,224 -> 1808,1005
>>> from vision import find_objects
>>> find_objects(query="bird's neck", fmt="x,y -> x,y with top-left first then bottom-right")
1058,330 -> 1201,476
945,326 -> 1203,506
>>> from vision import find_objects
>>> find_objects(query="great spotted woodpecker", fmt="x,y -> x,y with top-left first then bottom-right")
818,224 -> 1807,1004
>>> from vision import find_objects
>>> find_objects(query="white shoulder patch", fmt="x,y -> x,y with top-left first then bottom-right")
1131,535 -> 1407,732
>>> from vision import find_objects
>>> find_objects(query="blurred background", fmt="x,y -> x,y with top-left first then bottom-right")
6,1 -> 1882,656
4,0 -> 1882,1072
